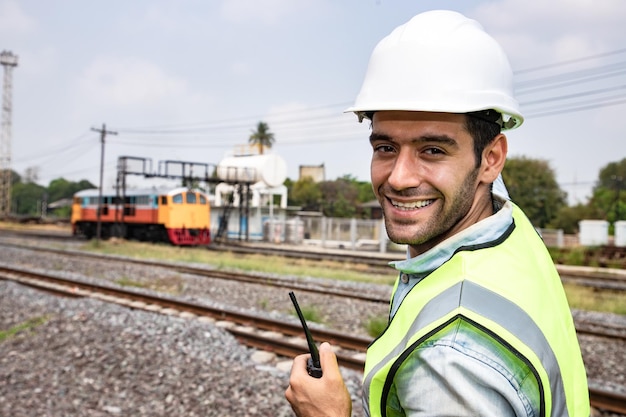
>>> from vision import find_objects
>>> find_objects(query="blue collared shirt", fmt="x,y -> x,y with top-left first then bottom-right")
380,199 -> 541,416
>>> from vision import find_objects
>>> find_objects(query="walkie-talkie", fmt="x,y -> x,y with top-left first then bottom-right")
289,291 -> 323,378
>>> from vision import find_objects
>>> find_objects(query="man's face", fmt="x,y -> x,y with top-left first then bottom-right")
370,111 -> 487,255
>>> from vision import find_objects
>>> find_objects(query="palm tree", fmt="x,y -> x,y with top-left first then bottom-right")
249,121 -> 275,155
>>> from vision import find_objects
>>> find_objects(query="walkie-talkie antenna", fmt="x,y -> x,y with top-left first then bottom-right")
289,291 -> 323,378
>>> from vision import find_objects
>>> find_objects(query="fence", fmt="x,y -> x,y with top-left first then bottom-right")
267,218 -> 579,252
286,216 -> 409,253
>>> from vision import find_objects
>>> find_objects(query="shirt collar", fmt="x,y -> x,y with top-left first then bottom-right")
389,198 -> 513,275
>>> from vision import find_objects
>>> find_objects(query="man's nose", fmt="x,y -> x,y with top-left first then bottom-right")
387,151 -> 422,191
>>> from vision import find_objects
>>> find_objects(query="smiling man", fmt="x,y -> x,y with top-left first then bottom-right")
369,111 -> 504,256
286,10 -> 589,417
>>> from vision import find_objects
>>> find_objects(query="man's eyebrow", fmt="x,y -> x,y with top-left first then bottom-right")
369,132 -> 392,144
369,132 -> 459,148
420,135 -> 459,147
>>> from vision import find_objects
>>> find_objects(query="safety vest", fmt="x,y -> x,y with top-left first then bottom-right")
363,204 -> 589,417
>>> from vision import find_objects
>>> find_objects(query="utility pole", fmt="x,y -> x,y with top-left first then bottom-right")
91,124 -> 117,243
0,51 -> 18,218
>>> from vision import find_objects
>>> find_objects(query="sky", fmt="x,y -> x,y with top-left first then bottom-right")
1,0 -> 625,205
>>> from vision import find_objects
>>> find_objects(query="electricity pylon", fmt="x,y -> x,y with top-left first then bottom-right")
0,50 -> 18,217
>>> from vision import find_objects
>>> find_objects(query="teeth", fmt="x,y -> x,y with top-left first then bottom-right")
391,199 -> 434,209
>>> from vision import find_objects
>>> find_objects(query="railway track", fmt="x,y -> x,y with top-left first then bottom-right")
0,264 -> 369,369
1,237 -> 625,311
0,241 -> 391,303
1,264 -> 625,415
2,228 -> 626,291
0,239 -> 624,343
1,231 -> 625,413
215,241 -> 626,291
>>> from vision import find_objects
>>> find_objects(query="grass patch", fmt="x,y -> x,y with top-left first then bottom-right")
292,304 -> 323,324
115,277 -> 147,289
564,284 -> 626,315
69,239 -> 626,317
0,316 -> 48,342
79,239 -> 397,286
365,316 -> 388,338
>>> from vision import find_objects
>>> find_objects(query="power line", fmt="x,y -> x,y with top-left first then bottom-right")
521,85 -> 626,106
105,50 -> 626,139
14,50 -> 626,177
524,97 -> 626,119
114,101 -> 353,133
514,48 -> 626,74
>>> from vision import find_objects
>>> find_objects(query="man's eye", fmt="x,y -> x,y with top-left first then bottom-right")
375,144 -> 395,153
424,147 -> 445,155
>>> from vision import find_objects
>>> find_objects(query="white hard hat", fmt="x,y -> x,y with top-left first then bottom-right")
346,10 -> 523,130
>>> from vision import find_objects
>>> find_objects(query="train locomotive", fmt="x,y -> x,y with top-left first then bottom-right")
71,187 -> 211,245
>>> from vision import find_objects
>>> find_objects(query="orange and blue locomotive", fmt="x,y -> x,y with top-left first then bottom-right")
71,187 -> 211,245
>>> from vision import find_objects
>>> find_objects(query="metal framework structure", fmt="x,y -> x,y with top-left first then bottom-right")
116,156 -> 254,241
0,50 -> 18,217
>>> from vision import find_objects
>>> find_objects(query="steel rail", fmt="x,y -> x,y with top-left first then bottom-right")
1,264 -> 624,414
1,242 -> 624,341
0,265 -> 371,352
0,241 -> 391,303
588,387 -> 626,415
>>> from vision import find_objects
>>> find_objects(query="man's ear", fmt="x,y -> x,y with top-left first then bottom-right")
480,134 -> 508,183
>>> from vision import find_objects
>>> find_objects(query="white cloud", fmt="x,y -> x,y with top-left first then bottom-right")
473,0 -> 626,67
18,47 -> 58,77
220,0 -> 318,25
0,0 -> 36,36
231,61 -> 251,76
77,56 -> 188,107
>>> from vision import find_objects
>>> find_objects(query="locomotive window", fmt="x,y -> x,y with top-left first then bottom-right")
160,196 -> 167,205
199,194 -> 207,204
173,193 -> 183,204
186,192 -> 197,204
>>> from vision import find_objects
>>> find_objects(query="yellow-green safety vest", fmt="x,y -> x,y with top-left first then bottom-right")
363,204 -> 589,417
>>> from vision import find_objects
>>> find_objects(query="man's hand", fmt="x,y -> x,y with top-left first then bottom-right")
285,342 -> 353,417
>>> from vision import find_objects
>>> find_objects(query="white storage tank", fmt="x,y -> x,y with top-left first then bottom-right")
285,218 -> 304,244
263,219 -> 283,243
217,154 -> 287,187
578,219 -> 609,246
614,220 -> 626,247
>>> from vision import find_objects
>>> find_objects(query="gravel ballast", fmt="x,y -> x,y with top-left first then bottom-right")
1,281 -> 302,417
0,240 -> 624,416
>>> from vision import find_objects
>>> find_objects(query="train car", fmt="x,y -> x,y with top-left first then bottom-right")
71,187 -> 211,245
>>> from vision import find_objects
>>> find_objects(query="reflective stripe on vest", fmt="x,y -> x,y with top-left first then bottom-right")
362,204 -> 588,417
363,280 -> 570,416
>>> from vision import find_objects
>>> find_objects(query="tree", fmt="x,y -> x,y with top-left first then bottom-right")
289,177 -> 322,211
9,175 -> 95,217
502,156 -> 566,228
0,169 -> 21,185
11,181 -> 46,215
248,121 -> 275,154
319,178 -> 358,217
588,158 -> 626,223
548,203 -> 603,234
47,178 -> 95,203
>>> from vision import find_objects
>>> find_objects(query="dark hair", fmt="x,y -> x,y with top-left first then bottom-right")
465,111 -> 502,168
